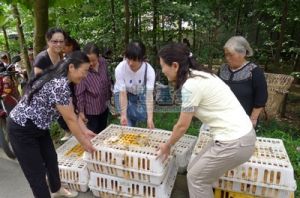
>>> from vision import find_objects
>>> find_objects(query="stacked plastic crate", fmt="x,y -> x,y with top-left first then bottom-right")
191,126 -> 297,198
83,124 -> 196,198
56,136 -> 89,192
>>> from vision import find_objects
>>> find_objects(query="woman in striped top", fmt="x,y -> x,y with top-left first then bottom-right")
75,43 -> 111,134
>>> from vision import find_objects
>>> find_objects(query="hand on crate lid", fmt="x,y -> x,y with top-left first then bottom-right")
156,142 -> 171,162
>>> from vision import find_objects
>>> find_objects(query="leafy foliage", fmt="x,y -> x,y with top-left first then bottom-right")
0,0 -> 299,73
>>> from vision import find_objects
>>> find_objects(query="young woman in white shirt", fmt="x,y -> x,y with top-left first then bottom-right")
114,41 -> 155,128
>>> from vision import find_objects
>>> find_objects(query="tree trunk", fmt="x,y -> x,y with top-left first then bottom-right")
110,0 -> 116,53
235,0 -> 243,35
255,14 -> 263,45
162,16 -> 165,42
11,4 -> 31,74
275,0 -> 288,65
131,10 -> 135,39
192,20 -> 196,51
178,17 -> 182,42
33,0 -> 48,56
134,11 -> 139,39
152,0 -> 158,60
124,0 -> 130,46
138,1 -> 142,37
1,26 -> 11,62
213,2 -> 220,42
293,53 -> 300,72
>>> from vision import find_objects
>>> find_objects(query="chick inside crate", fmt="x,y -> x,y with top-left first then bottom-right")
192,129 -> 297,197
83,124 -> 196,174
56,137 -> 89,191
89,158 -> 178,198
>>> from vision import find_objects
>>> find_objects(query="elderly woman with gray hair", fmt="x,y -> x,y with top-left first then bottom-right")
218,36 -> 268,127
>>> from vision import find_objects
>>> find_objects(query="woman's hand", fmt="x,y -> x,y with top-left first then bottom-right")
79,112 -> 88,125
81,139 -> 96,153
147,118 -> 155,129
120,114 -> 128,126
84,129 -> 96,140
251,118 -> 257,128
156,142 -> 171,162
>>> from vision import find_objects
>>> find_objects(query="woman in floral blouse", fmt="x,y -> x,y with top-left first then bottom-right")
8,51 -> 95,198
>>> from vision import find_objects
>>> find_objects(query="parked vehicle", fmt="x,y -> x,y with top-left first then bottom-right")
0,55 -> 21,159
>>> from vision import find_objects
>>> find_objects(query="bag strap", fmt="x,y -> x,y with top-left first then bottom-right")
143,63 -> 148,88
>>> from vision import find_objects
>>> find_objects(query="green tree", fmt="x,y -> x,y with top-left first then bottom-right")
0,5 -> 11,61
11,3 -> 31,73
33,0 -> 48,55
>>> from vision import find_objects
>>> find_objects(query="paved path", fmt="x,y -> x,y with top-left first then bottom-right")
0,148 -> 189,198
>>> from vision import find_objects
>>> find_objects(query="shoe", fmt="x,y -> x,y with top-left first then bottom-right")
60,132 -> 72,141
51,187 -> 78,198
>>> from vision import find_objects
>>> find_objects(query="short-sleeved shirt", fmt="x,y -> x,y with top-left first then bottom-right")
181,69 -> 253,141
33,50 -> 53,70
10,77 -> 71,130
113,60 -> 155,95
218,62 -> 268,115
76,57 -> 111,115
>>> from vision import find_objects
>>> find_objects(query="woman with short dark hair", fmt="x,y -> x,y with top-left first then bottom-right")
33,27 -> 66,75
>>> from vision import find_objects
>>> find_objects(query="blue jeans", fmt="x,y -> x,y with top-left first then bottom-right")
114,92 -> 147,127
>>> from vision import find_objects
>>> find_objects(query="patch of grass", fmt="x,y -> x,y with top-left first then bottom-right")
49,122 -> 65,147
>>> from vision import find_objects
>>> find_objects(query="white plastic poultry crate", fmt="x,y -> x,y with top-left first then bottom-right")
61,181 -> 89,193
56,137 -> 89,187
85,155 -> 173,185
191,128 -> 297,197
213,178 -> 294,198
84,124 -> 195,178
89,158 -> 178,198
174,134 -> 197,172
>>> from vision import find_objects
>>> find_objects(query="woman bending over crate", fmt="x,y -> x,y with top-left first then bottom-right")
7,51 -> 96,198
113,41 -> 155,128
157,43 -> 256,198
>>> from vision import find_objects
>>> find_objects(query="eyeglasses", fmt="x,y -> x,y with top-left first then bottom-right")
50,40 -> 65,44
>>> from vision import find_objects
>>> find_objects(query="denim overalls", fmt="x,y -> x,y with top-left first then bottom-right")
114,64 -> 148,126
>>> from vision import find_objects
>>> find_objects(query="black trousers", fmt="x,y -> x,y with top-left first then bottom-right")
86,108 -> 109,134
7,118 -> 61,198
57,116 -> 69,131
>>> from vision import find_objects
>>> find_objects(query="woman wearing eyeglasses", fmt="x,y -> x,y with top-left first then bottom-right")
33,27 -> 66,76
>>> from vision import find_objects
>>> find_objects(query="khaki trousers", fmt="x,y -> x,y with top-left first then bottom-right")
187,129 -> 256,198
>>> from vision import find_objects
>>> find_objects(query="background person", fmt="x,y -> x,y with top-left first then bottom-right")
63,35 -> 81,56
8,51 -> 95,198
75,43 -> 111,133
0,53 -> 10,68
59,35 -> 81,141
156,43 -> 256,198
33,27 -> 66,76
218,36 -> 268,127
113,41 -> 155,128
